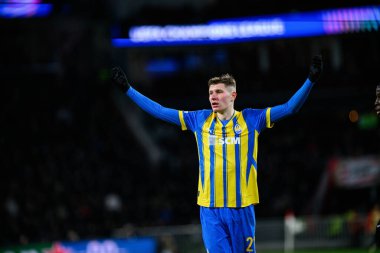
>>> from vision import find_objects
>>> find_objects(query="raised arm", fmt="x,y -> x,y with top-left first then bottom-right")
111,66 -> 181,126
271,55 -> 323,123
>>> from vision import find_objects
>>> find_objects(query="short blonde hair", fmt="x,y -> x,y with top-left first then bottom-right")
208,73 -> 236,89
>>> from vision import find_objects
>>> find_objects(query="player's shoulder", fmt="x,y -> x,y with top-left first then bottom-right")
183,109 -> 213,119
196,109 -> 213,119
241,108 -> 268,117
183,109 -> 212,114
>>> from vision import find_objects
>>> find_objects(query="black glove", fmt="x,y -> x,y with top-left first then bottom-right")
308,55 -> 323,83
111,66 -> 130,93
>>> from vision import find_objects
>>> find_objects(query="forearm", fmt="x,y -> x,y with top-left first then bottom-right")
271,79 -> 313,122
127,87 -> 181,126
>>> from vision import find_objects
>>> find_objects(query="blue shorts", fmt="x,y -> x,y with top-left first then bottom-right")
200,205 -> 256,253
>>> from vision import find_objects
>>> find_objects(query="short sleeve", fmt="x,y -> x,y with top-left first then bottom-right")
179,110 -> 212,132
179,110 -> 198,132
243,108 -> 274,133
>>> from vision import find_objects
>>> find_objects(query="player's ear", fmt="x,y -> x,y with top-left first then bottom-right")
231,91 -> 237,101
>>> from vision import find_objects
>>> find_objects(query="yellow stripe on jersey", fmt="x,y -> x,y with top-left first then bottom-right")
237,114 -> 249,207
226,119 -> 237,207
197,114 -> 214,207
179,111 -> 187,130
248,130 -> 260,205
266,107 -> 274,128
195,134 -> 203,194
253,130 -> 259,162
243,164 -> 259,206
213,120 -> 224,206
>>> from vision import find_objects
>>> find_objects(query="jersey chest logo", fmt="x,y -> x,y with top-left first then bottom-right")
234,123 -> 242,134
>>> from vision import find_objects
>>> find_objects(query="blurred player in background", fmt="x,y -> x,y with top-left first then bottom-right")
368,204 -> 380,252
375,84 -> 380,116
111,55 -> 323,253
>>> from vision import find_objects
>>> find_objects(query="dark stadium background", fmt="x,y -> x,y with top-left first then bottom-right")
1,0 -> 379,250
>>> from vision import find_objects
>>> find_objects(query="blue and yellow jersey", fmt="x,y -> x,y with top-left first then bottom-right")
127,79 -> 313,207
179,109 -> 273,208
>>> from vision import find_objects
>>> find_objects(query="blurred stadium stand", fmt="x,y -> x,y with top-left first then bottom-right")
1,0 -> 380,250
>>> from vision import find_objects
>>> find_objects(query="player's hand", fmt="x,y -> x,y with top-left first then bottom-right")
111,66 -> 131,93
308,55 -> 323,83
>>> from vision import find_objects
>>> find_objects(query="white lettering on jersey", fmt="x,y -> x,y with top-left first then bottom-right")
209,136 -> 240,145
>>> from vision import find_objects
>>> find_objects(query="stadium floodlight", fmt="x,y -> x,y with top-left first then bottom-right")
0,3 -> 52,18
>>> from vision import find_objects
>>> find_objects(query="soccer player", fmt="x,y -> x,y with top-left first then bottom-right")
375,84 -> 380,116
111,55 -> 323,253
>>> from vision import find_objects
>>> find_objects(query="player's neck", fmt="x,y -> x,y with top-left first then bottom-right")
217,107 -> 235,121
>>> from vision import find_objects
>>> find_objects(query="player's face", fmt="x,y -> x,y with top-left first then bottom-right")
209,83 -> 236,113
375,85 -> 380,116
